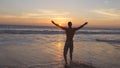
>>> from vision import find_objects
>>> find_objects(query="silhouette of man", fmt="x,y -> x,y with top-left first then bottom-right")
51,20 -> 88,64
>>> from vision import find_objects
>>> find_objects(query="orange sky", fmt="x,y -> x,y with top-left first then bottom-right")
0,14 -> 119,27
0,0 -> 120,28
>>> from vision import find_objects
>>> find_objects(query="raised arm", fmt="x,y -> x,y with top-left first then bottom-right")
75,22 -> 88,30
51,20 -> 66,30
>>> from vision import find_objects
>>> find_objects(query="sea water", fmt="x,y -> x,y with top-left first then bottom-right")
0,25 -> 120,68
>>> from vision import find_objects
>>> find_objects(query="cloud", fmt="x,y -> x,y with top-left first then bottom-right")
0,9 -> 70,19
0,15 -> 16,18
37,9 -> 70,15
92,9 -> 120,17
23,10 -> 70,19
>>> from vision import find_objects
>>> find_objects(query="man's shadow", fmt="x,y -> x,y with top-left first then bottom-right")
64,61 -> 95,68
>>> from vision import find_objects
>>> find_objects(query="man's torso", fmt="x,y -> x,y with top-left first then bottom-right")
65,28 -> 76,41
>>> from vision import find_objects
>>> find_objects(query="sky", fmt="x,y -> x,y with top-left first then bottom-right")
0,0 -> 120,27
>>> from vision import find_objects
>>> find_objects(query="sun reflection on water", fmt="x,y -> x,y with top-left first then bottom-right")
57,42 -> 62,49
53,42 -> 64,62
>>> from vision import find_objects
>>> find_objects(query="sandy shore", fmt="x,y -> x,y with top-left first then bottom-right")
0,34 -> 120,68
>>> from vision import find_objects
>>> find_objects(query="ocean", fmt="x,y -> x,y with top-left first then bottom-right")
0,25 -> 120,68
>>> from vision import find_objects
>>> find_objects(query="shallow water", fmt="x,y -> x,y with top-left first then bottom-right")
0,26 -> 120,68
0,34 -> 120,68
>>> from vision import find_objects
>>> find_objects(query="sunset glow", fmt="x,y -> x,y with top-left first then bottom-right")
51,17 -> 71,25
0,0 -> 120,27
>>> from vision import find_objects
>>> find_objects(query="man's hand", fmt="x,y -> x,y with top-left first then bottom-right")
85,22 -> 88,25
51,20 -> 65,30
51,20 -> 55,24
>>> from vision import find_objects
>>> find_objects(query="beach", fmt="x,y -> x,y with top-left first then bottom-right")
0,26 -> 120,68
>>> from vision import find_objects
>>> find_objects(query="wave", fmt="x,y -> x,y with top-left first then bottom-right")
96,39 -> 120,44
0,30 -> 120,34
96,39 -> 120,49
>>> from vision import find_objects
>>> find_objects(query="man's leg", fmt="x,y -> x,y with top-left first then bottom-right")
63,42 -> 69,64
70,42 -> 73,61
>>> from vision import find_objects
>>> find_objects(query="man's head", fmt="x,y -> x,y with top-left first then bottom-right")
68,21 -> 72,28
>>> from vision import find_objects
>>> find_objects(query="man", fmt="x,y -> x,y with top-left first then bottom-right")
51,20 -> 88,64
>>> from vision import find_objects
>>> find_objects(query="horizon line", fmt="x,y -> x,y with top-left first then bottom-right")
0,24 -> 120,29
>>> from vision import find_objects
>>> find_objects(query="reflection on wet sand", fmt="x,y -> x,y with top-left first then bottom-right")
0,34 -> 120,68
53,42 -> 63,62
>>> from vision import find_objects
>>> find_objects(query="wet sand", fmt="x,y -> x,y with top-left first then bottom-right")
0,34 -> 120,68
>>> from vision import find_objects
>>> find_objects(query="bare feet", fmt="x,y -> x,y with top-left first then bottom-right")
65,61 -> 68,64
